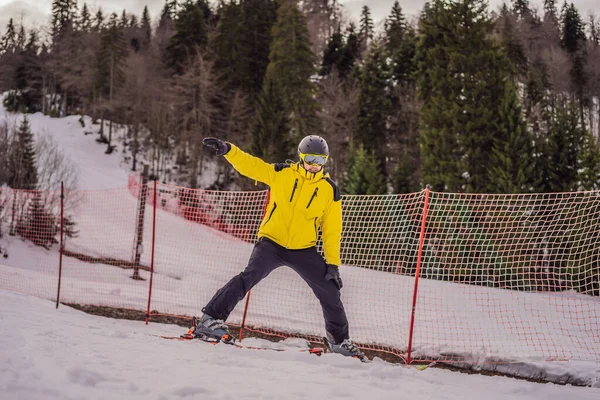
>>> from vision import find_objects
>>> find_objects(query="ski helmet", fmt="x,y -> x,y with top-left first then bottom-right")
298,135 -> 329,166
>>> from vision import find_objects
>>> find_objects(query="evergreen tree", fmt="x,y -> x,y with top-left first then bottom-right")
1,18 -> 16,53
320,25 -> 344,76
165,0 -> 208,75
94,9 -> 105,31
512,0 -> 532,19
120,9 -> 129,28
141,6 -> 152,48
356,42 -> 391,163
561,2 -> 587,126
344,144 -> 387,195
416,0 -> 511,192
16,25 -> 25,52
79,3 -> 93,32
212,0 -> 244,90
15,193 -> 59,249
384,2 -> 416,85
8,116 -> 38,190
263,0 -> 320,141
51,0 -> 78,37
359,5 -> 374,50
561,2 -> 586,54
14,30 -> 44,112
545,101 -> 585,191
237,0 -> 279,101
251,81 -> 293,162
337,23 -> 360,80
577,129 -> 600,190
544,0 -> 558,19
488,80 -> 539,193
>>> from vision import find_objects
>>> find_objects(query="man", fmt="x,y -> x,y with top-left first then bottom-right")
197,135 -> 362,358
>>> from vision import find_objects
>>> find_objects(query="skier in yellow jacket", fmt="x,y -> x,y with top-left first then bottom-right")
197,135 -> 362,358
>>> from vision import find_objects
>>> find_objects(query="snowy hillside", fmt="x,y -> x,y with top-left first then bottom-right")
1,95 -> 600,393
1,289 -> 599,400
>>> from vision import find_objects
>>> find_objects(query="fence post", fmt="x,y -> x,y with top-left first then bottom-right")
146,179 -> 158,324
133,165 -> 149,280
56,182 -> 64,309
406,186 -> 431,364
239,190 -> 271,342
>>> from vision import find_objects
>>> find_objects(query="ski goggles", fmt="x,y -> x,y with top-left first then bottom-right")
300,153 -> 329,166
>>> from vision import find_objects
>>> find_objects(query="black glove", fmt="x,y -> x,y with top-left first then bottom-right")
203,137 -> 231,156
324,264 -> 343,290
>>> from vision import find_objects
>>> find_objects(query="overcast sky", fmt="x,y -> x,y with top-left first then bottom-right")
1,0 -> 599,37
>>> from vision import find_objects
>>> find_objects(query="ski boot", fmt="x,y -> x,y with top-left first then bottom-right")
324,336 -> 369,362
193,314 -> 235,344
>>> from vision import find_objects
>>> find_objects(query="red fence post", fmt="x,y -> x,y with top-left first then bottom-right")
406,187 -> 431,364
56,182 -> 64,309
238,190 -> 271,342
146,180 -> 158,324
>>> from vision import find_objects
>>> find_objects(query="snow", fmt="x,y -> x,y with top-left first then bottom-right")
1,94 -> 600,396
1,289 -> 599,400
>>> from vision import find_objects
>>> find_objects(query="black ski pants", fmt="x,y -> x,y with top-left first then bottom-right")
202,237 -> 350,343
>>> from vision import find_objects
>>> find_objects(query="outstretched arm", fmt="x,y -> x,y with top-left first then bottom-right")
224,143 -> 276,186
203,137 -> 275,186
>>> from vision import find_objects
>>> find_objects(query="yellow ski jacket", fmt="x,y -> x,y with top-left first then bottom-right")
224,143 -> 342,267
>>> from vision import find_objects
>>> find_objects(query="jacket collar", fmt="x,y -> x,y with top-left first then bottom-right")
290,162 -> 328,181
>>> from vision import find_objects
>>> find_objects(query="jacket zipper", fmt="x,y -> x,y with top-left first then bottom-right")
290,179 -> 298,202
306,187 -> 319,208
264,202 -> 277,225
313,217 -> 318,238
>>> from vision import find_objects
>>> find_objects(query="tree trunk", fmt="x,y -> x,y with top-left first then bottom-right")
107,52 -> 114,154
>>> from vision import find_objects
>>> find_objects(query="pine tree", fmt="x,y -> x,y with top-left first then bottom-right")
337,23 -> 360,80
488,80 -> 539,193
51,0 -> 78,38
263,0 -> 320,141
384,1 -> 416,85
237,0 -> 279,101
251,80 -> 293,163
545,101 -> 585,191
94,9 -> 105,31
544,0 -> 558,19
344,144 -> 386,195
1,18 -> 16,53
8,116 -> 38,190
512,0 -> 532,19
320,25 -> 344,76
416,0 -> 511,193
141,6 -> 152,48
213,0 -> 244,90
561,2 -> 588,127
16,25 -> 25,52
14,30 -> 43,112
165,0 -> 208,75
577,130 -> 600,190
79,3 -> 92,32
356,42 -> 391,163
16,193 -> 59,249
359,5 -> 374,51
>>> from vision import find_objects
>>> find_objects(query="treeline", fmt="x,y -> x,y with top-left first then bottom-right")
1,0 -> 600,194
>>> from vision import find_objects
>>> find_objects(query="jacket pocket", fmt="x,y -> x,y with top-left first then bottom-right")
264,202 -> 277,226
290,179 -> 298,202
306,187 -> 319,209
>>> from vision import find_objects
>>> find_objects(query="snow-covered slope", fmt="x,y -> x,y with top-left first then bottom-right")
1,289 -> 599,400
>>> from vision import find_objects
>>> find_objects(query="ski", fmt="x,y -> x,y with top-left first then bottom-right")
158,324 -> 324,356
